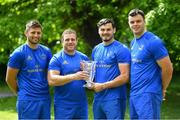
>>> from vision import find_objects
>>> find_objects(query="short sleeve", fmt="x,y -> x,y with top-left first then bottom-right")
46,48 -> 52,62
149,38 -> 168,60
81,53 -> 89,61
48,56 -> 61,72
8,50 -> 24,69
91,47 -> 97,61
116,45 -> 131,64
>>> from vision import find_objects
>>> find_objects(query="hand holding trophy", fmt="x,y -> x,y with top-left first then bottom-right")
82,61 -> 96,88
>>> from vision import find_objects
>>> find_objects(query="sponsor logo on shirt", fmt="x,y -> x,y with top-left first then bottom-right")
132,58 -> 142,63
97,64 -> 111,68
28,65 -> 44,73
27,69 -> 43,73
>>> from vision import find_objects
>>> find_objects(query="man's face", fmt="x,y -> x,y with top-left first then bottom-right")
62,33 -> 77,53
128,14 -> 145,37
98,23 -> 115,42
25,27 -> 42,44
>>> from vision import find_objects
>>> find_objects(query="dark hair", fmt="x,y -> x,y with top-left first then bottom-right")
25,20 -> 42,32
97,18 -> 115,28
128,8 -> 145,20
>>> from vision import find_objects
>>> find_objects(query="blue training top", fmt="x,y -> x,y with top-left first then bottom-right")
92,40 -> 131,101
8,43 -> 52,100
130,31 -> 168,96
48,50 -> 89,104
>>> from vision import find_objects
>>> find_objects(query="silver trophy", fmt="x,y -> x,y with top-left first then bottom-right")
82,61 -> 96,87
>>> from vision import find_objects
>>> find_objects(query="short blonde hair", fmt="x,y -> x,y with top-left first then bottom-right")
61,28 -> 77,41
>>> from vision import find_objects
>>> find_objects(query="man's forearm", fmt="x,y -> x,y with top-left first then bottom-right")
162,67 -> 173,91
103,74 -> 129,89
48,74 -> 74,86
6,81 -> 17,95
93,74 -> 129,92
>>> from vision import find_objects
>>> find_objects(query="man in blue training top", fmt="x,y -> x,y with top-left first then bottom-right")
6,20 -> 52,119
91,18 -> 131,119
128,8 -> 173,119
48,28 -> 89,119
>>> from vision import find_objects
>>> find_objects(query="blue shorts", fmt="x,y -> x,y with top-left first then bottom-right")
93,99 -> 126,119
130,93 -> 162,119
54,100 -> 88,120
17,99 -> 51,119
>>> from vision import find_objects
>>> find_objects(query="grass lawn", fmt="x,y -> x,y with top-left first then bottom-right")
0,97 -> 17,119
0,74 -> 180,119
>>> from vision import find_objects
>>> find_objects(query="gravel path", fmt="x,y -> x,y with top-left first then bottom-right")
0,92 -> 15,98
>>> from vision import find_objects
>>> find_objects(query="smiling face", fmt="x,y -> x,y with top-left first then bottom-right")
25,27 -> 42,47
24,20 -> 42,49
128,14 -> 146,38
62,33 -> 77,55
98,23 -> 116,44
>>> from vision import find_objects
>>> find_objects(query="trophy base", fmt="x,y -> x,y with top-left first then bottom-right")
83,82 -> 93,88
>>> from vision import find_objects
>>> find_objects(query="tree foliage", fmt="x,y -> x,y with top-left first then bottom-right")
0,0 -> 179,71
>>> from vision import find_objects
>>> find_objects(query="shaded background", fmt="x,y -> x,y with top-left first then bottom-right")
0,0 -> 179,84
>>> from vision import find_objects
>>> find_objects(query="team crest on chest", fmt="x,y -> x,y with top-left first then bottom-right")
35,65 -> 40,68
138,45 -> 144,51
41,54 -> 47,60
107,51 -> 113,58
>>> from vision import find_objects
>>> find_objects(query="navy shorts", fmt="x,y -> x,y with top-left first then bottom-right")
130,93 -> 162,119
54,100 -> 88,120
93,99 -> 126,119
17,99 -> 51,119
